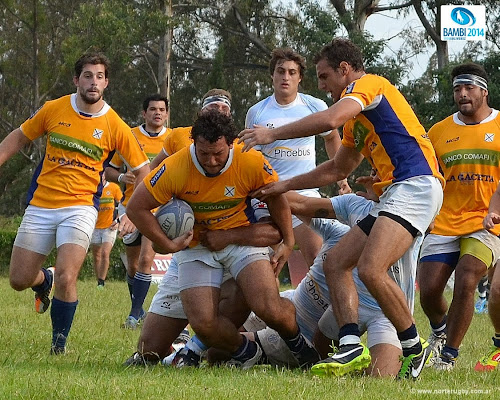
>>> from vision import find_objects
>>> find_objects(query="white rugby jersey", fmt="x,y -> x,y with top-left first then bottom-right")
245,93 -> 329,182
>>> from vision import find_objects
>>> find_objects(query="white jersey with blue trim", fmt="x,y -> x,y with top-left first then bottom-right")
245,93 -> 329,182
330,194 -> 419,313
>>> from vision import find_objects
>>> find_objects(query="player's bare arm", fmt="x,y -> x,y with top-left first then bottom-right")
265,193 -> 295,275
104,166 -> 136,185
286,191 -> 336,219
0,128 -> 31,167
238,98 -> 361,152
252,145 -> 363,200
199,222 -> 281,252
126,183 -> 193,254
323,129 -> 352,195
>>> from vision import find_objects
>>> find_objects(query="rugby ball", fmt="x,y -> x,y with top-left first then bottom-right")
156,198 -> 195,239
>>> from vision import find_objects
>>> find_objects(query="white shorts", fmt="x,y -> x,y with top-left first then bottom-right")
369,176 -> 443,235
91,227 -> 117,245
149,256 -> 187,319
149,255 -> 234,318
318,304 -> 400,349
14,205 -> 97,254
176,244 -> 270,291
420,230 -> 500,268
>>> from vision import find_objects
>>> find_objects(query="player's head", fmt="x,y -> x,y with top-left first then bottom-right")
74,52 -> 111,79
313,38 -> 364,102
201,89 -> 232,116
142,94 -> 169,131
73,52 -> 110,105
269,48 -> 305,100
451,62 -> 489,117
269,48 -> 306,79
191,110 -> 237,175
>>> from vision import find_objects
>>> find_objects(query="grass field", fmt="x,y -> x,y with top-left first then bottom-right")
0,278 -> 498,400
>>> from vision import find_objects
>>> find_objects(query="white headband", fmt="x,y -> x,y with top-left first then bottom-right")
202,95 -> 231,110
453,74 -> 488,90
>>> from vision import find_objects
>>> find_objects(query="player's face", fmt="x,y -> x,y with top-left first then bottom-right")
201,103 -> 231,116
194,136 -> 232,175
316,59 -> 348,103
272,60 -> 302,100
143,100 -> 168,130
74,64 -> 108,105
453,84 -> 488,117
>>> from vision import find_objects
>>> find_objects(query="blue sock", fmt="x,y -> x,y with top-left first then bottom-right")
185,335 -> 208,355
130,272 -> 151,319
398,324 -> 421,357
338,323 -> 361,347
32,268 -> 52,293
50,297 -> 78,349
126,274 -> 134,300
493,333 -> 500,348
282,328 -> 306,354
232,335 -> 257,362
430,315 -> 447,334
441,345 -> 459,359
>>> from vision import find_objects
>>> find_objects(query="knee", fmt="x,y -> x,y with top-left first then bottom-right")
9,275 -> 29,291
188,314 -> 218,338
357,267 -> 377,290
489,282 -> 500,304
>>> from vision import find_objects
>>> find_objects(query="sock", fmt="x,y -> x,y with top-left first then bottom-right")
32,268 -> 52,293
398,324 -> 421,357
130,272 -> 151,319
282,329 -> 307,354
430,315 -> 447,335
478,276 -> 489,298
492,333 -> 500,348
50,297 -> 78,349
338,323 -> 361,347
126,274 -> 134,300
185,335 -> 208,355
231,335 -> 258,362
97,278 -> 105,286
441,345 -> 459,359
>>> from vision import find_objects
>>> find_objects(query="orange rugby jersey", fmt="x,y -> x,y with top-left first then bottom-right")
341,74 -> 444,195
429,110 -> 500,236
162,126 -> 193,156
21,94 -> 148,209
109,125 -> 169,206
144,143 -> 278,247
95,182 -> 122,229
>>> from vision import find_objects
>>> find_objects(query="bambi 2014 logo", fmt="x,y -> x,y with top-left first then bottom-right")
441,5 -> 485,41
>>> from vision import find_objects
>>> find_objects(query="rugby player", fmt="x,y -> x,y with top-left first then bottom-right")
239,38 -> 444,379
0,52 -> 149,354
418,63 -> 500,370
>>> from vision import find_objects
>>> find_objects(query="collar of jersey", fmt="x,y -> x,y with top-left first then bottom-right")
190,143 -> 234,177
138,124 -> 167,138
453,108 -> 498,126
271,93 -> 304,110
71,93 -> 110,118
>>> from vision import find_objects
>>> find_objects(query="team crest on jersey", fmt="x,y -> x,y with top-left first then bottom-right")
224,186 -> 235,197
263,162 -> 273,175
485,133 -> 495,142
345,82 -> 356,94
93,129 -> 104,139
266,123 -> 275,129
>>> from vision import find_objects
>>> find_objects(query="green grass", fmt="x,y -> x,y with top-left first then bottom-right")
0,279 -> 498,399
